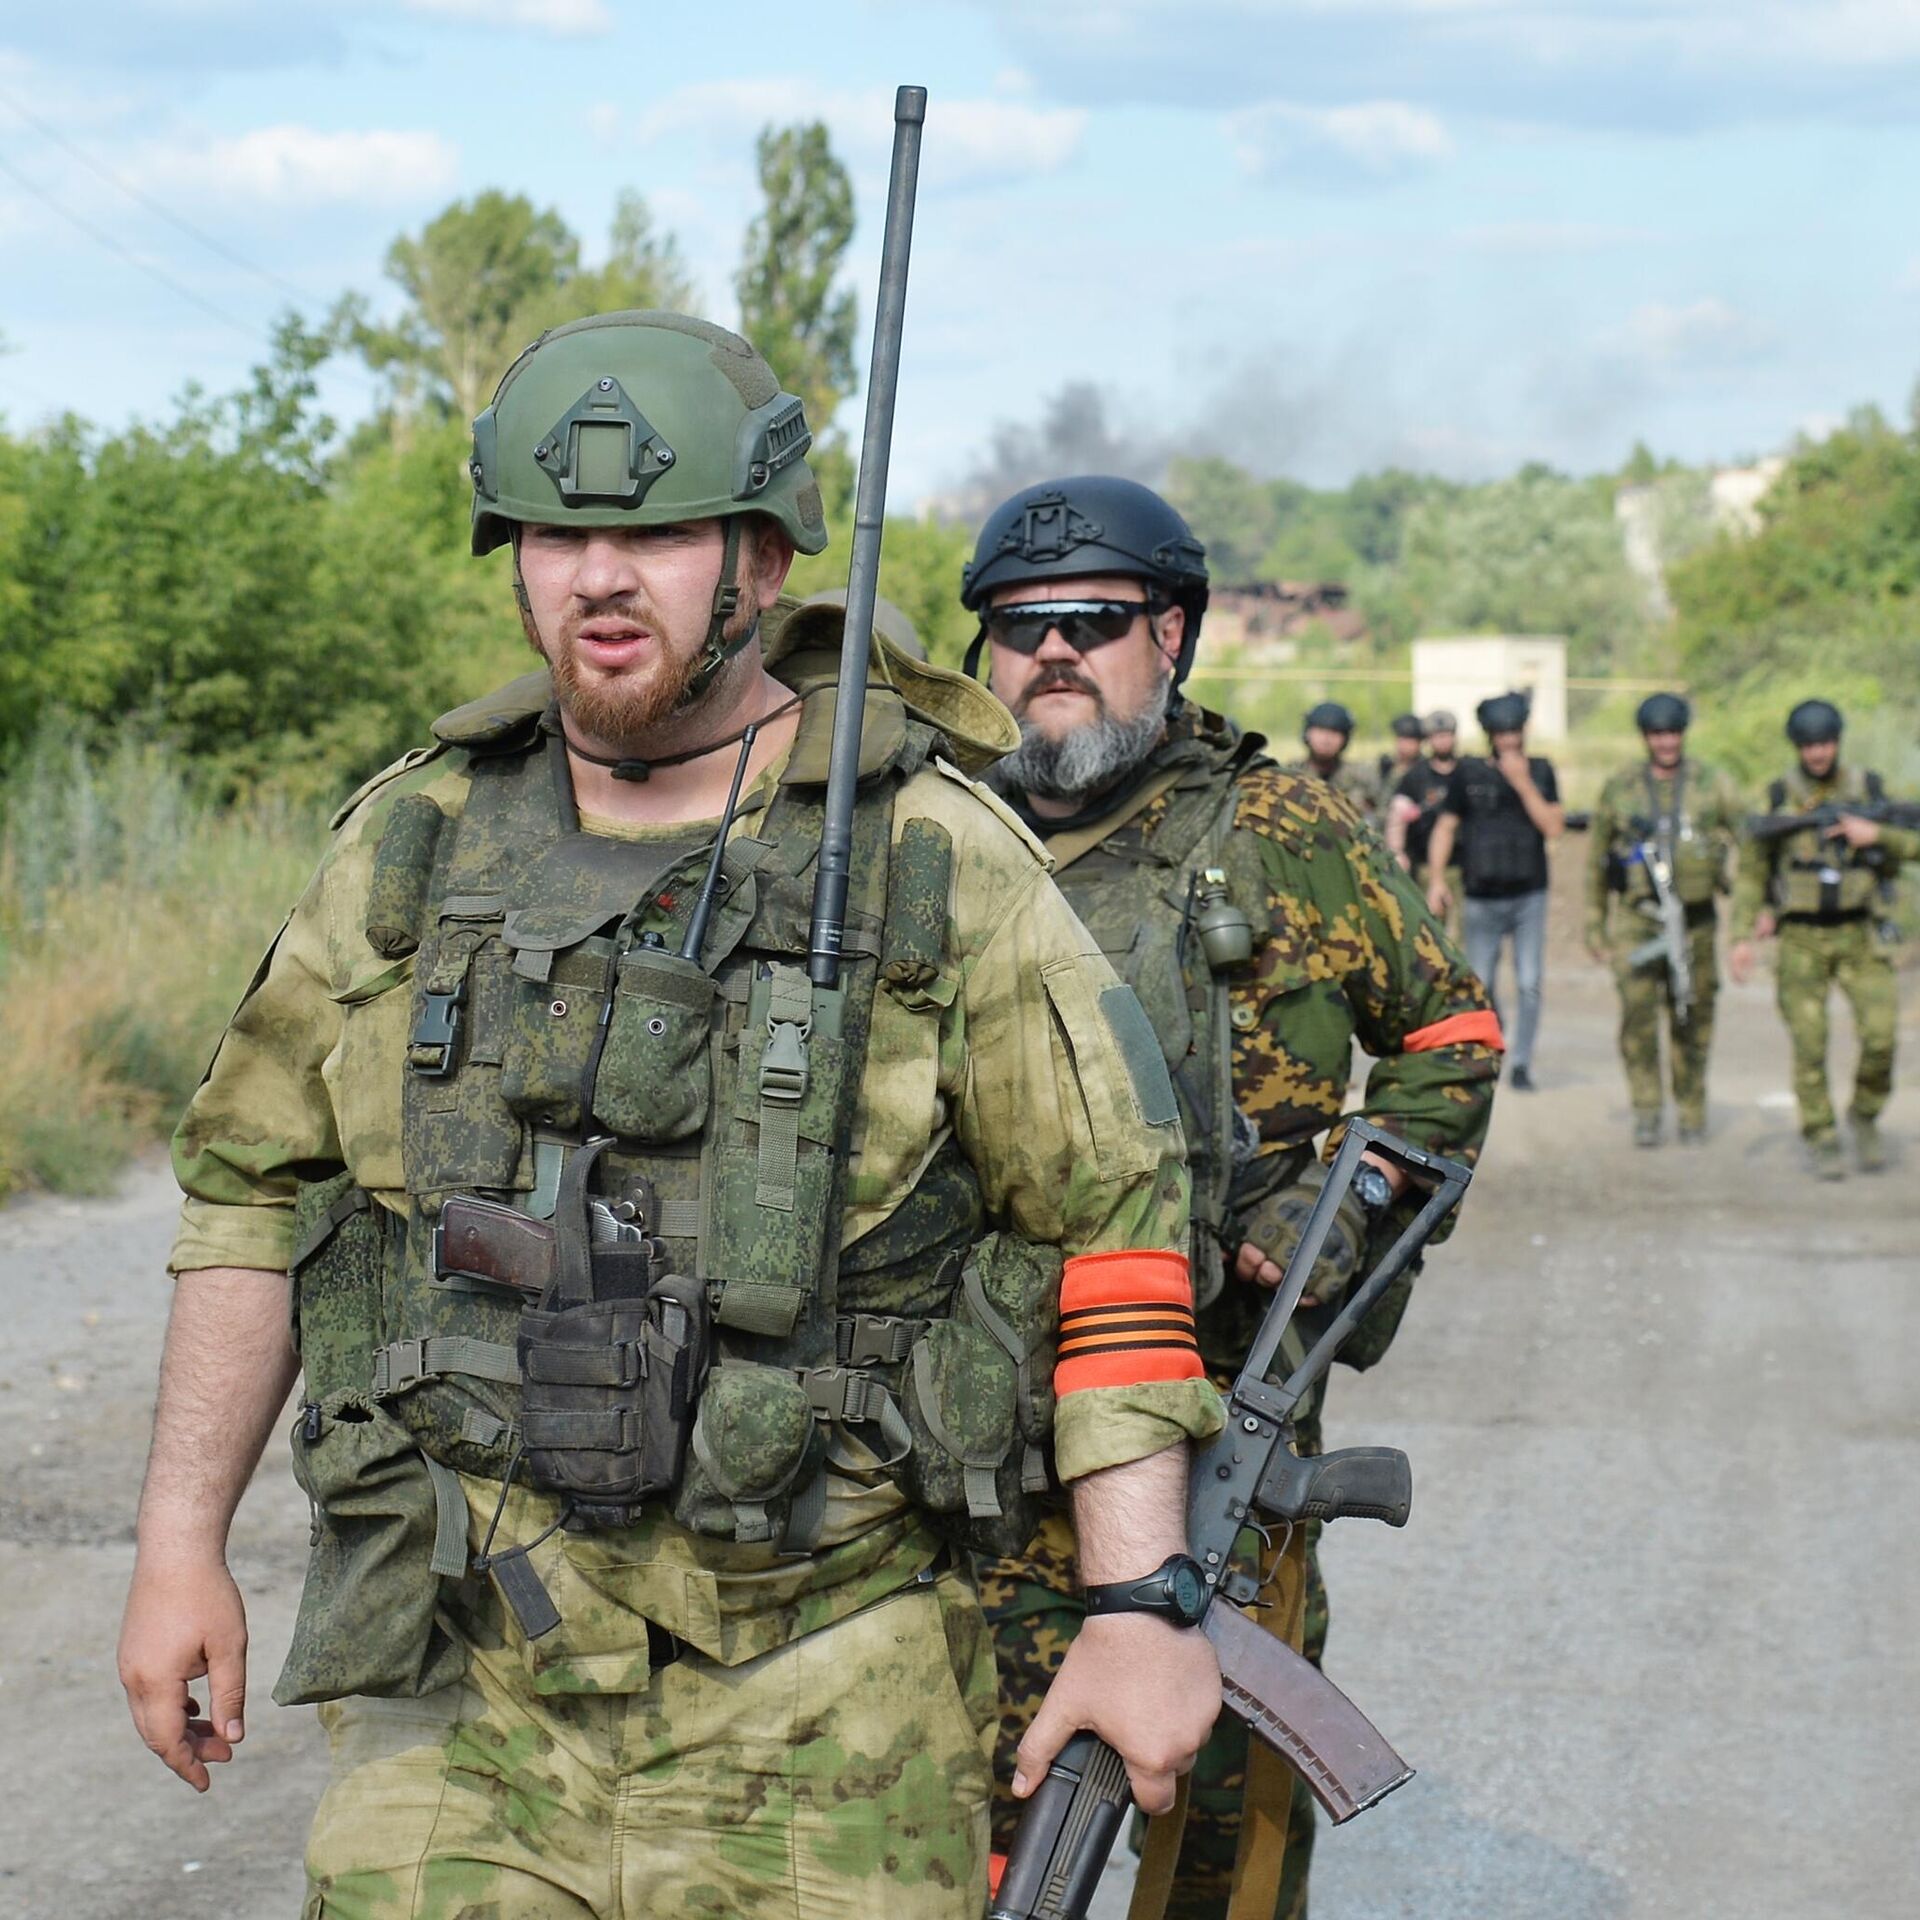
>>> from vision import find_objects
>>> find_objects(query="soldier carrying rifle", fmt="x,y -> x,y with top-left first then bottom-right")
1584,693 -> 1742,1148
1730,698 -> 1920,1177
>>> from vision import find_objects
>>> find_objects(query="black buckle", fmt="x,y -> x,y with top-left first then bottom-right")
408,991 -> 463,1077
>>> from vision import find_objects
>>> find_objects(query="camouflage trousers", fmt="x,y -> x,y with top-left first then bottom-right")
1775,917 -> 1899,1139
303,1569 -> 994,1920
1609,917 -> 1719,1124
978,1511 -> 1329,1920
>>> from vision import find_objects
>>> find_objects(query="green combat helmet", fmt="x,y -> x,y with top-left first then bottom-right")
468,309 -> 830,698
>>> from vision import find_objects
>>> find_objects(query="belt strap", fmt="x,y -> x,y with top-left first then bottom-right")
420,1452 -> 470,1580
1127,1773 -> 1191,1920
372,1335 -> 520,1397
1225,1526 -> 1311,1920
520,1406 -> 632,1451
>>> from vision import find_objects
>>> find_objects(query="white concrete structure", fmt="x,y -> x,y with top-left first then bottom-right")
1413,635 -> 1569,742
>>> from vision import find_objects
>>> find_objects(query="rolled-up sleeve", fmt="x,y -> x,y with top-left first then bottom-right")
168,863 -> 344,1275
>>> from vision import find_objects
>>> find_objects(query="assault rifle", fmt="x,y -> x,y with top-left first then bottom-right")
1744,799 -> 1920,849
1621,820 -> 1694,1026
991,1119 -> 1472,1920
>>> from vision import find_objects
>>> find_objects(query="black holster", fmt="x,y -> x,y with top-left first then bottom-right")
516,1141 -> 710,1528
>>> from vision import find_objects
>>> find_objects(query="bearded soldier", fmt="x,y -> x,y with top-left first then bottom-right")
958,476 -> 1500,1920
1730,698 -> 1918,1177
116,318 -> 1227,1920
1584,693 -> 1742,1147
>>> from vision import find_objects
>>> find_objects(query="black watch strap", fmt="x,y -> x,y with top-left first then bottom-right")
1082,1553 -> 1209,1628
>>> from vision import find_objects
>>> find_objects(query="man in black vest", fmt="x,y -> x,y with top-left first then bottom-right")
1425,691 -> 1564,1090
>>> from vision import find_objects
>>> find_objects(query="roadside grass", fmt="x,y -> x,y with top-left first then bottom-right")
0,730 -> 323,1199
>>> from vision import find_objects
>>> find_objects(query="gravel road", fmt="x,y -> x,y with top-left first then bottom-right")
4,887 -> 1915,1919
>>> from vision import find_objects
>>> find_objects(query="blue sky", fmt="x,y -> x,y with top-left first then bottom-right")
3,1 -> 1918,504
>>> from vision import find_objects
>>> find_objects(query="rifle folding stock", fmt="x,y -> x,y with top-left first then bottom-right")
992,1121 -> 1472,1920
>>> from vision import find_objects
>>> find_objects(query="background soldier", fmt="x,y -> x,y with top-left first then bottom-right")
1285,699 -> 1381,812
1729,698 -> 1918,1177
115,318 -> 1226,1920
1377,712 -> 1426,822
1426,691 -> 1564,1091
958,475 -> 1500,1920
1585,693 -> 1742,1147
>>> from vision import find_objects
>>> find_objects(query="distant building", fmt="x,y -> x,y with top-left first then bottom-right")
1206,581 -> 1368,657
1413,636 -> 1569,743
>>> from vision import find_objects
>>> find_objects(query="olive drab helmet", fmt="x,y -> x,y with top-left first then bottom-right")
1786,698 -> 1844,746
469,310 -> 829,699
958,475 -> 1210,683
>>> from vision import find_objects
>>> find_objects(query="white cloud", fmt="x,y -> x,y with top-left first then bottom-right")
400,0 -> 613,34
1231,99 -> 1454,184
140,126 -> 460,209
1616,297 -> 1769,368
622,81 -> 1087,192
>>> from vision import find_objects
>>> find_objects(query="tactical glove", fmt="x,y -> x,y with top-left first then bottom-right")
1230,1162 -> 1371,1311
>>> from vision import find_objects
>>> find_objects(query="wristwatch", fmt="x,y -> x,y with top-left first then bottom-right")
1352,1162 -> 1395,1216
1082,1553 -> 1210,1629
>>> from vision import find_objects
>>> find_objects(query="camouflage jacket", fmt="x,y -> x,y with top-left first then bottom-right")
171,628 -> 1220,1671
1281,753 -> 1382,816
1584,756 -> 1744,942
1731,762 -> 1920,938
1029,704 -> 1500,1373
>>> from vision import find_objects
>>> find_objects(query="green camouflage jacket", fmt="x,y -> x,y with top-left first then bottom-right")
1584,755 -> 1743,944
1040,705 -> 1500,1373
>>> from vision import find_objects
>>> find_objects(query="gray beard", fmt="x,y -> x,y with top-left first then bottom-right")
992,679 -> 1172,803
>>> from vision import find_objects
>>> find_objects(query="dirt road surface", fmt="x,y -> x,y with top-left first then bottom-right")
4,888 -> 1916,1918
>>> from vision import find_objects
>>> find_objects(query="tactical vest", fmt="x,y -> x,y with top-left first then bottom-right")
291,701 -> 1054,1578
1768,765 -> 1886,918
1048,727 -> 1268,1313
1609,762 -> 1721,908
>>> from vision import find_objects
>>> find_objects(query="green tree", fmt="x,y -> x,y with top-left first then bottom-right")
343,189 -> 695,421
735,122 -> 857,436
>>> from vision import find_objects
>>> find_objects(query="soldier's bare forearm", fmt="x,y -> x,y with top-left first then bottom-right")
136,1266 -> 299,1561
1425,815 -> 1458,886
1070,1442 -> 1189,1580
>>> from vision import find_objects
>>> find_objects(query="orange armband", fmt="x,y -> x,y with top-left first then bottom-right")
1403,1009 -> 1505,1054
1054,1248 -> 1204,1395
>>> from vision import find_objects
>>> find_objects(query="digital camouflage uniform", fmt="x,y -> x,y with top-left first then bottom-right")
1584,757 -> 1742,1131
979,704 -> 1500,1919
1731,763 -> 1919,1143
170,609 -> 1224,1920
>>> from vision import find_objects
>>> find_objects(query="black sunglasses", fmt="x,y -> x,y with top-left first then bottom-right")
980,597 -> 1163,655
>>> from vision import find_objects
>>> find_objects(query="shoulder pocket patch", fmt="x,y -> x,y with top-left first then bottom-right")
1097,983 -> 1180,1129
1041,958 -> 1176,1183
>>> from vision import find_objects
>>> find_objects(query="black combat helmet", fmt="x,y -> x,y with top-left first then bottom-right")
1390,712 -> 1425,740
1636,692 -> 1691,733
1303,700 -> 1356,739
961,475 -> 1209,682
1477,690 -> 1531,734
1786,699 -> 1844,746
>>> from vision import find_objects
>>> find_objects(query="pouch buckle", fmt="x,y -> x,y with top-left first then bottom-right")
805,1366 -> 882,1423
838,1314 -> 919,1367
372,1337 -> 430,1396
408,991 -> 464,1077
760,1019 -> 810,1104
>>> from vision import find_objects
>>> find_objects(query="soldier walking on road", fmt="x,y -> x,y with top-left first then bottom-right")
1730,699 -> 1918,1178
115,317 -> 1228,1920
1585,693 -> 1742,1147
958,475 -> 1500,1920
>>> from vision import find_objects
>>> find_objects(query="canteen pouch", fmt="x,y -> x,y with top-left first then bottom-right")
676,1362 -> 824,1543
288,1172 -> 386,1404
275,1393 -> 466,1706
592,946 -> 716,1144
517,1272 -> 710,1526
